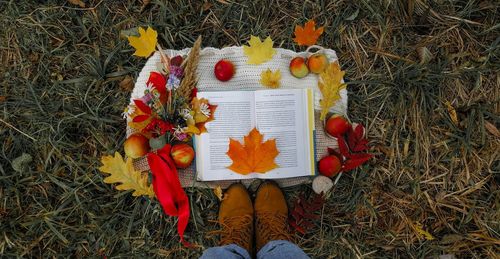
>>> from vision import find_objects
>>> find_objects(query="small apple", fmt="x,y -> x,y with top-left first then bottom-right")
124,134 -> 150,159
170,55 -> 184,66
289,57 -> 309,78
325,115 -> 350,137
170,143 -> 195,169
214,59 -> 235,81
307,53 -> 329,74
318,155 -> 342,177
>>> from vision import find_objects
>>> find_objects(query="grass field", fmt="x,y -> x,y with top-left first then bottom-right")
1,0 -> 499,258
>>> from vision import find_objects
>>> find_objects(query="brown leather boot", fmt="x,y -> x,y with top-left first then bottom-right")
217,183 -> 254,253
254,181 -> 292,251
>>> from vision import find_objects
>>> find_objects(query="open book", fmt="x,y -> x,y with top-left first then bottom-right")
194,89 -> 316,181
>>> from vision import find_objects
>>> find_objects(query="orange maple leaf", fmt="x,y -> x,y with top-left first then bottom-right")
226,128 -> 279,174
294,20 -> 324,46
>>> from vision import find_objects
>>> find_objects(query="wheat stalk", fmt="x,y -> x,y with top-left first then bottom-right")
178,36 -> 202,99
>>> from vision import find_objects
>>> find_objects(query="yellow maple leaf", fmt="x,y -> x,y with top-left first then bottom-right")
260,69 -> 281,88
243,36 -> 276,65
227,128 -> 279,174
318,62 -> 346,120
294,20 -> 324,46
127,26 -> 158,58
99,152 -> 155,198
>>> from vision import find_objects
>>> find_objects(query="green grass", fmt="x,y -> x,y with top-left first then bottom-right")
1,0 -> 499,257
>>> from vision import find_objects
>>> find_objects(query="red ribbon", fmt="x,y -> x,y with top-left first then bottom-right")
147,144 -> 190,247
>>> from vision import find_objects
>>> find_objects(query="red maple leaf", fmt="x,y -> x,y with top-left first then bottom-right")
289,193 -> 325,234
330,124 -> 373,172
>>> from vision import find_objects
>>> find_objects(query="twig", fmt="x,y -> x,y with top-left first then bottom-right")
0,118 -> 37,141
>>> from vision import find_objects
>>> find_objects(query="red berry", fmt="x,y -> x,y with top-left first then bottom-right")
214,59 -> 235,81
318,155 -> 342,177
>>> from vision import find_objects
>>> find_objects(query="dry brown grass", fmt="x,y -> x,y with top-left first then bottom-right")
0,0 -> 499,258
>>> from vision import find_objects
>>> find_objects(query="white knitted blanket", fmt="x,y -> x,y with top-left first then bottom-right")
128,46 -> 347,188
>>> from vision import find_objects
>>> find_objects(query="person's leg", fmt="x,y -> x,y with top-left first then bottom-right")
200,244 -> 251,259
256,240 -> 310,259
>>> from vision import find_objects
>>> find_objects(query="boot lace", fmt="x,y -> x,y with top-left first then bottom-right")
256,212 -> 292,242
211,214 -> 253,249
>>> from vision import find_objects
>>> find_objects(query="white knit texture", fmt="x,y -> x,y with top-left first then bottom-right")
128,46 -> 348,188
130,46 -> 347,115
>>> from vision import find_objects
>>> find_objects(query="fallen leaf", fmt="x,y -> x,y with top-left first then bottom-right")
127,26 -> 158,58
68,0 -> 85,8
202,2 -> 213,11
445,101 -> 458,126
243,36 -> 276,65
227,128 -> 279,174
260,69 -> 281,88
417,46 -> 433,64
119,75 -> 134,92
141,0 -> 151,8
99,152 -> 155,198
335,124 -> 373,172
0,96 -> 6,102
289,193 -> 325,234
318,62 -> 346,120
484,121 -> 500,138
411,221 -> 435,240
293,20 -> 324,46
213,186 -> 224,201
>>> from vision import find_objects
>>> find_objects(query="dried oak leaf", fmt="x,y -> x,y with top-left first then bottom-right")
318,62 -> 346,120
127,26 -> 158,58
243,36 -> 276,65
293,20 -> 324,46
119,75 -> 134,92
99,152 -> 155,198
227,128 -> 279,174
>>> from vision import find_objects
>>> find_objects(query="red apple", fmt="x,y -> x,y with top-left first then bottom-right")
318,155 -> 342,177
170,143 -> 195,169
214,59 -> 235,81
325,115 -> 350,137
307,53 -> 329,74
124,134 -> 150,159
170,55 -> 183,66
289,57 -> 309,78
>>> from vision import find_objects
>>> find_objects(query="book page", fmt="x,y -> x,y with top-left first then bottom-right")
254,89 -> 312,178
195,91 -> 256,181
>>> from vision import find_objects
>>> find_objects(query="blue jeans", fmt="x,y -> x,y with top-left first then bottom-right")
200,240 -> 310,259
